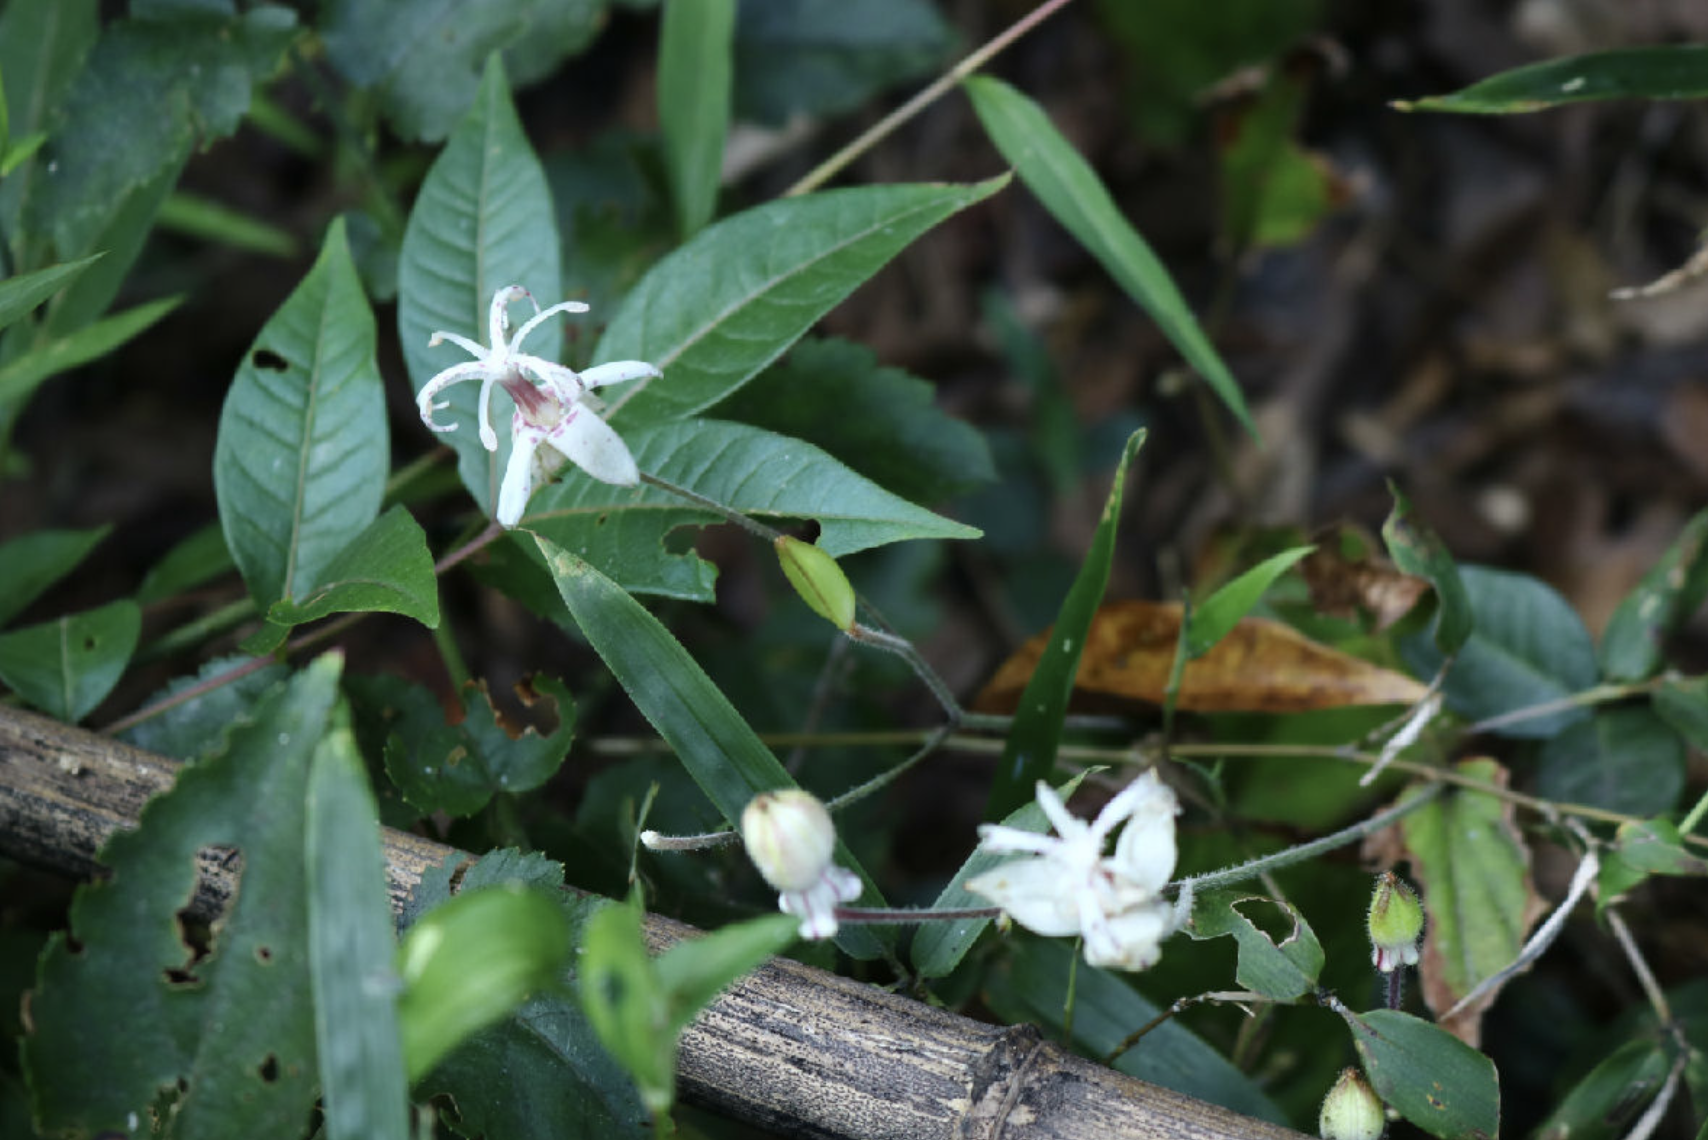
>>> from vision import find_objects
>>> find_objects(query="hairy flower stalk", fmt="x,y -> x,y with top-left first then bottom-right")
966,771 -> 1184,971
415,285 -> 660,526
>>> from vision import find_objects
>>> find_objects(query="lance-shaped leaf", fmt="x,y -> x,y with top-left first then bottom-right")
0,599 -> 139,723
0,254 -> 100,332
0,294 -> 182,406
534,536 -> 891,958
1399,758 -> 1542,1045
306,719 -> 409,1140
1395,45 -> 1708,115
1185,544 -> 1315,659
984,431 -> 1143,819
964,76 -> 1254,436
1337,1008 -> 1500,1140
397,55 -> 560,520
659,0 -> 734,238
595,176 -> 1007,423
23,654 -> 342,1136
0,525 -> 108,628
525,418 -> 978,600
215,219 -> 386,608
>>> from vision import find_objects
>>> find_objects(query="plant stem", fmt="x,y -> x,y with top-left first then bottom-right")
783,0 -> 1077,197
1462,678 -> 1662,735
833,904 -> 1003,925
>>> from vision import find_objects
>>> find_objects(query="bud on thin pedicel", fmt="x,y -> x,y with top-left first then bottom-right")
775,536 -> 856,632
1367,870 -> 1424,973
1319,1067 -> 1384,1140
742,790 -> 838,893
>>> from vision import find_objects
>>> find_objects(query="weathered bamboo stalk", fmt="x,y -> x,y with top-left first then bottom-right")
0,705 -> 1307,1140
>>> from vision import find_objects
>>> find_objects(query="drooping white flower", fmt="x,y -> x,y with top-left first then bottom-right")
741,789 -> 862,940
966,770 -> 1182,971
415,285 -> 660,526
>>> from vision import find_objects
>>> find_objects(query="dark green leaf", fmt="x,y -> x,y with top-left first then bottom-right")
1186,545 -> 1314,659
0,254 -> 100,333
136,523 -> 234,604
1185,890 -> 1323,1002
1536,706 -> 1685,817
0,599 -> 139,722
405,851 -> 648,1140
596,177 -> 1007,423
732,0 -> 951,127
321,3 -> 604,143
0,295 -> 182,406
1600,509 -> 1708,681
0,525 -> 108,628
22,654 -> 341,1136
1382,483 -> 1472,656
306,719 -> 410,1140
525,417 -> 978,601
349,671 -> 575,817
707,336 -> 995,502
659,0 -> 734,238
0,0 -> 97,269
981,934 -> 1286,1124
1339,1008 -> 1500,1139
534,536 -> 890,957
911,772 -> 1088,978
29,6 -> 296,269
1397,46 -> 1708,115
397,883 -> 572,1082
397,55 -> 560,521
260,506 -> 440,633
985,430 -> 1144,818
1535,1037 -> 1672,1140
1400,759 -> 1533,1017
41,166 -> 183,338
119,655 -> 289,760
1655,674 -> 1708,751
158,190 -> 299,258
1403,565 -> 1596,737
964,76 -> 1254,436
215,219 -> 386,608
1599,820 -> 1708,909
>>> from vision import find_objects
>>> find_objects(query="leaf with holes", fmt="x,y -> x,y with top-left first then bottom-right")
1185,890 -> 1324,1002
594,176 -> 1007,423
348,671 -> 575,818
22,654 -> 342,1136
0,599 -> 139,722
397,55 -> 561,521
214,218 -> 386,609
0,525 -> 108,628
524,418 -> 977,600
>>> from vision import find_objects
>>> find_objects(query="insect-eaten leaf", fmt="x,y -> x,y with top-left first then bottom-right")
1300,526 -> 1430,632
1184,890 -> 1324,1002
348,671 -> 576,818
976,600 -> 1427,715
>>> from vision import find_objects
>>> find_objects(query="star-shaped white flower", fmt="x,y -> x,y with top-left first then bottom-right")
415,286 -> 660,526
966,770 -> 1182,971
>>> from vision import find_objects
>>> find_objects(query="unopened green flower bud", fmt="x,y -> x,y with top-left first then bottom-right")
776,536 -> 856,632
1319,1067 -> 1384,1140
742,789 -> 838,893
1367,870 -> 1424,973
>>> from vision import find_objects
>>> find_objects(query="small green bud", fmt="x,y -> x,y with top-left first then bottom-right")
741,789 -> 838,893
1367,870 -> 1424,973
1319,1067 -> 1384,1140
776,535 -> 856,632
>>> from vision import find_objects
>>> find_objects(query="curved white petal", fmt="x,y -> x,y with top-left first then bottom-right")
427,330 -> 487,359
510,300 -> 590,354
579,360 -> 662,389
966,859 -> 1081,936
1083,902 -> 1172,971
1110,776 -> 1178,893
975,824 -> 1063,857
489,285 -> 531,349
545,407 -> 639,486
416,361 -> 491,430
497,424 -> 543,527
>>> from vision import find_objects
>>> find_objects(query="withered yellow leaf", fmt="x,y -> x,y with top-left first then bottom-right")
976,600 -> 1428,713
